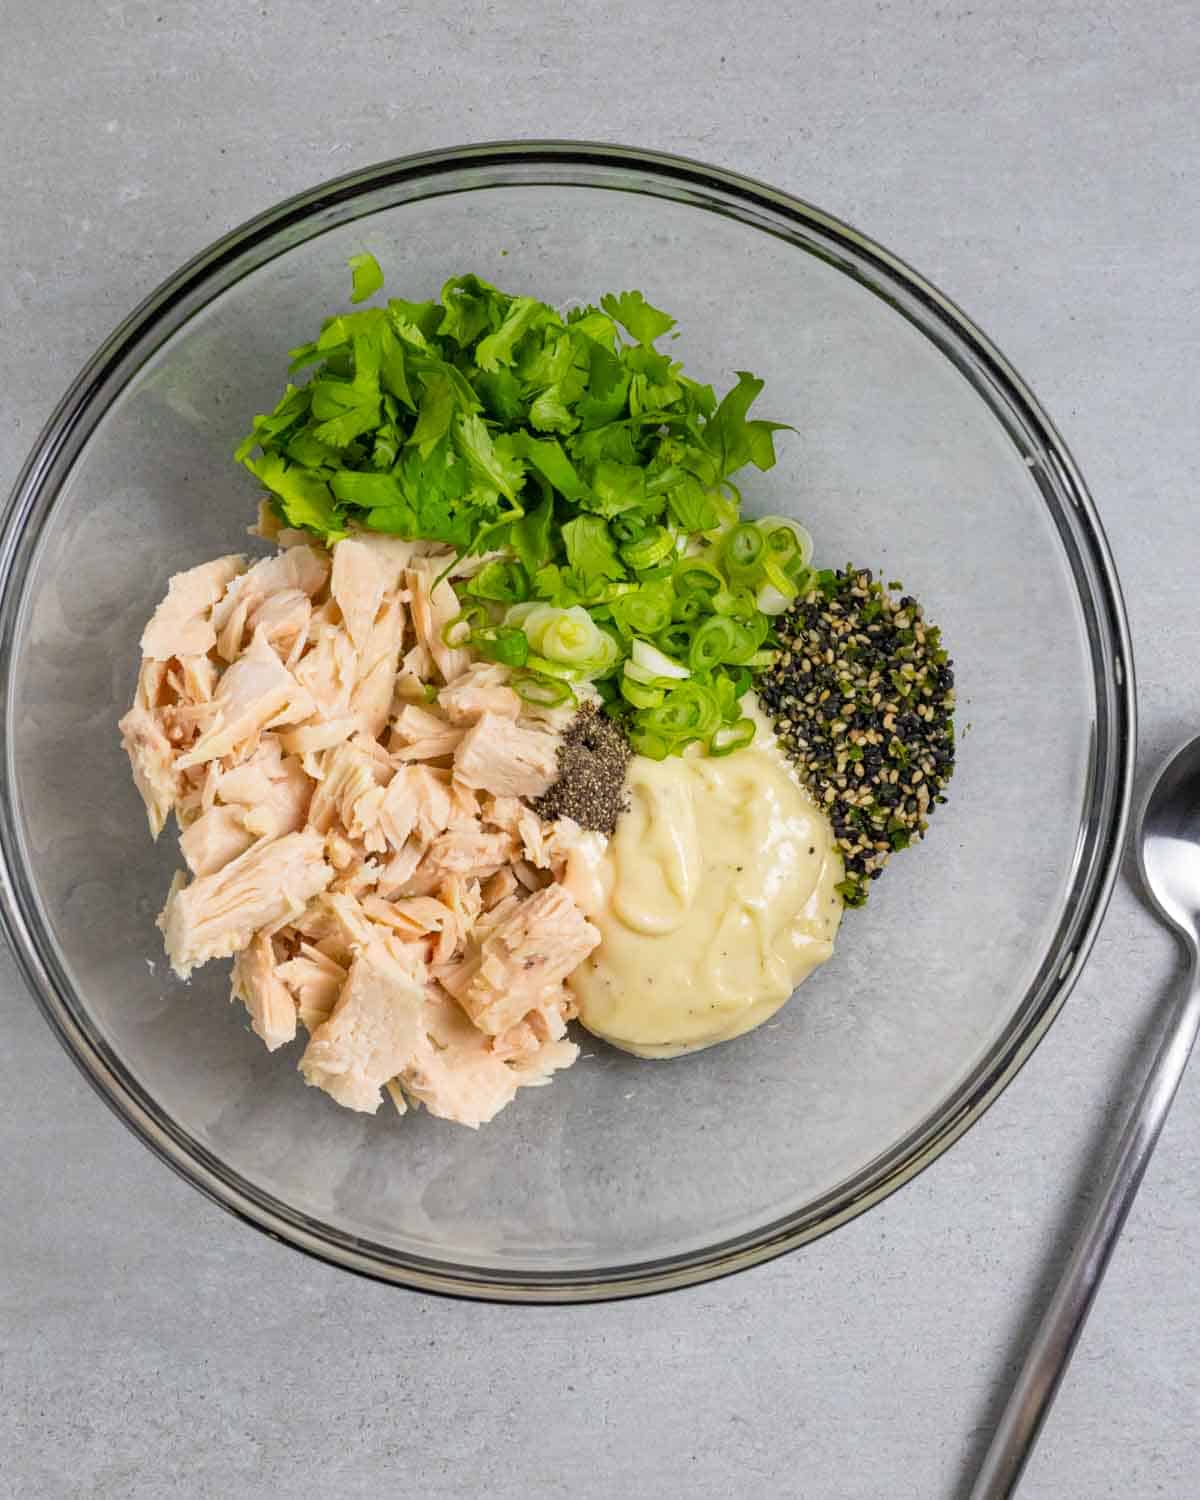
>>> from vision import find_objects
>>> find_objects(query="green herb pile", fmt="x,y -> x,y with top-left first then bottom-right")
235,257 -> 815,758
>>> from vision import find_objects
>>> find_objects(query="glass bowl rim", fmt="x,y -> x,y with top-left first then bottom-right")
0,139 -> 1136,1302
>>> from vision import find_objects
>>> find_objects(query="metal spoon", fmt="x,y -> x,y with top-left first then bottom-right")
970,735 -> 1200,1498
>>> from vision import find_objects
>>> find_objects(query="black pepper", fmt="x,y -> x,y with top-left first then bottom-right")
759,566 -> 956,908
532,703 -> 631,836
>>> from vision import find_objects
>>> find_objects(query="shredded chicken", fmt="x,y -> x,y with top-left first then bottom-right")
179,803 -> 256,876
231,932 -> 298,1051
407,561 -> 470,682
299,933 -> 428,1112
159,828 -> 334,979
176,630 -> 316,770
453,885 -> 600,1036
398,986 -> 578,1129
121,532 -> 610,1128
454,713 -> 560,798
436,662 -> 522,725
140,555 -> 247,661
276,943 -> 347,1032
119,703 -> 182,838
391,703 -> 464,760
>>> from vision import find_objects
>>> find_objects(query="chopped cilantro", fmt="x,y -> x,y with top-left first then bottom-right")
235,260 -> 807,757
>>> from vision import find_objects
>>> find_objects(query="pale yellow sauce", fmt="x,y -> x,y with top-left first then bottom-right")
566,719 -> 844,1058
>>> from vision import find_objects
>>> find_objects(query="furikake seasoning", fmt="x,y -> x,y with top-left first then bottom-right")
533,703 -> 632,836
757,567 -> 956,908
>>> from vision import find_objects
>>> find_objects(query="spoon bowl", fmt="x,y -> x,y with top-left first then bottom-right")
1137,737 -> 1200,944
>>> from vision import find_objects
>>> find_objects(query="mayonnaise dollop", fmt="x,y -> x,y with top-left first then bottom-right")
567,727 -> 844,1058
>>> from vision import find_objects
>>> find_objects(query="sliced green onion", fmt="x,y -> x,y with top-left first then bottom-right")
710,717 -> 756,756
673,557 -> 724,598
586,581 -> 640,605
655,621 -> 694,659
671,593 -> 706,624
442,603 -> 487,647
760,552 -> 798,601
511,604 -> 620,678
526,652 -> 585,681
473,626 -> 529,667
513,673 -> 575,707
620,526 -> 676,570
688,615 -> 739,672
732,587 -> 763,620
608,585 -> 673,638
756,582 -> 792,616
764,524 -> 798,561
504,601 -> 541,629
735,613 -> 771,659
619,674 -> 666,709
466,558 -> 531,604
642,681 -> 721,744
623,659 -> 690,688
621,658 -> 656,685
713,672 -> 751,722
629,728 -> 671,760
756,516 -> 814,569
720,522 -> 765,581
631,638 -> 689,681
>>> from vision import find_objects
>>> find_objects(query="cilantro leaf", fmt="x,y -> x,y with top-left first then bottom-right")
568,421 -> 639,468
407,374 -> 456,457
350,445 -> 477,547
309,377 -> 381,448
248,452 -> 345,537
475,296 -> 548,372
377,327 -> 414,410
386,297 -> 442,341
518,331 -> 576,391
438,274 -> 504,347
600,290 -> 676,346
348,252 -> 385,303
566,307 -> 618,346
508,432 -> 585,500
359,505 -> 415,535
575,340 -> 630,429
285,428 -> 341,470
702,370 -> 792,477
587,460 -> 653,518
329,470 -> 405,508
453,412 -> 525,503
529,383 -> 578,434
531,561 -> 568,602
234,383 -> 311,463
475,368 -> 525,426
509,492 -> 555,573
562,515 -> 625,588
665,475 -> 723,532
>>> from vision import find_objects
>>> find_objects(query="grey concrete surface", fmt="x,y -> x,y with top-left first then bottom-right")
2,2 -> 1198,1496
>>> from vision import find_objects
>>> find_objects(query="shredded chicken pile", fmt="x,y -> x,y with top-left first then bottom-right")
119,525 -> 604,1128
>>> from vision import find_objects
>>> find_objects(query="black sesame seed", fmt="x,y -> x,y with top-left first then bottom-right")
758,567 -> 956,908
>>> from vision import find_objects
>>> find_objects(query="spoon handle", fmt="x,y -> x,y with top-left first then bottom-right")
970,954 -> 1200,1499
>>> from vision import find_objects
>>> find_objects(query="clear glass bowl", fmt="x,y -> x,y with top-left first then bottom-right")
0,143 -> 1134,1300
